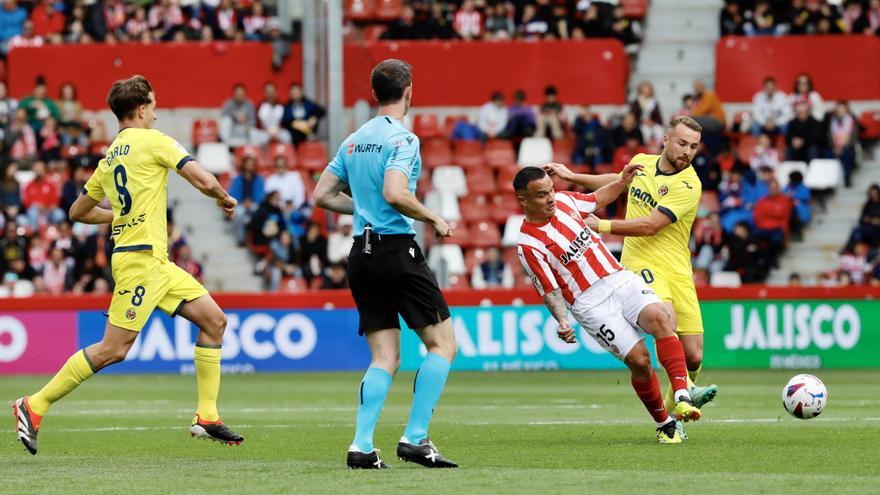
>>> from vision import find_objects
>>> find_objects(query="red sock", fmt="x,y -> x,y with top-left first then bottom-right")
655,335 -> 689,397
631,372 -> 668,424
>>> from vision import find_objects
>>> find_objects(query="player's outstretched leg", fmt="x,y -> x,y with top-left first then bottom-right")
348,328 -> 397,469
398,319 -> 458,468
178,295 -> 243,445
624,341 -> 681,444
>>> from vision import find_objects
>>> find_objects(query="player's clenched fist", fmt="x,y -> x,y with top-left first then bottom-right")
557,320 -> 576,344
619,163 -> 644,184
217,194 -> 238,219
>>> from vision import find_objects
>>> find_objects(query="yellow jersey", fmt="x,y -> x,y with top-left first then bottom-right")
83,128 -> 192,261
620,153 -> 701,276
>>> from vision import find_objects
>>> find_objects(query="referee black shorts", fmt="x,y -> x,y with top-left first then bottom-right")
348,234 -> 451,336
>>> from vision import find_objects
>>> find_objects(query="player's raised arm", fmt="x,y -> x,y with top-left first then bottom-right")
177,159 -> 237,219
383,169 -> 451,239
589,163 -> 644,208
544,162 -> 620,191
314,170 -> 354,214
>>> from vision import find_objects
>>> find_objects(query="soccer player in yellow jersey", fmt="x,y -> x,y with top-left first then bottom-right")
546,116 -> 717,439
13,75 -> 244,455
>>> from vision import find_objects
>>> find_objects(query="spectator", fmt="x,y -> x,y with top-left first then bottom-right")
676,93 -> 694,117
630,82 -> 664,146
504,89 -> 536,140
840,241 -> 871,285
42,246 -> 72,294
248,190 -> 286,249
19,77 -> 61,135
243,0 -> 268,41
693,212 -> 725,274
836,270 -> 854,287
578,3 -> 605,38
426,3 -> 456,40
60,164 -> 87,216
517,4 -> 549,39
612,136 -> 647,174
744,1 -> 779,36
1,162 -> 24,223
720,1 -> 745,35
752,77 -> 790,136
7,18 -> 43,50
841,0 -> 869,33
266,17 -> 291,71
753,179 -> 792,266
610,5 -> 639,47
265,156 -> 305,210
175,244 -> 203,281
691,144 -> 721,192
6,108 -> 37,160
484,2 -> 514,40
609,112 -> 643,149
383,5 -> 420,40
104,0 -> 128,40
790,73 -> 825,121
125,7 -> 149,41
788,272 -> 802,286
52,220 -> 80,260
786,101 -> 823,162
281,83 -> 325,145
0,221 -> 26,273
57,83 -> 83,140
571,106 -> 609,168
690,80 -> 726,134
64,5 -> 88,44
748,134 -> 780,173
327,214 -> 354,264
752,165 -> 775,202
453,0 -> 482,40
718,168 -> 755,233
220,84 -> 262,147
783,171 -> 811,240
214,0 -> 238,39
257,82 -> 289,144
535,85 -> 564,140
471,246 -> 513,289
27,234 -> 47,273
23,160 -> 64,228
867,0 -> 880,35
724,222 -> 770,283
0,0 -> 26,49
478,91 -> 508,140
846,184 -> 880,249
0,80 -> 17,130
828,101 -> 857,187
320,261 -> 348,289
39,116 -> 60,161
229,156 -> 266,245
786,0 -> 810,34
299,222 -> 327,283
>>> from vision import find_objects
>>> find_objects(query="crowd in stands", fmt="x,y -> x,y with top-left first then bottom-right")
721,0 -> 880,36
348,0 -> 643,47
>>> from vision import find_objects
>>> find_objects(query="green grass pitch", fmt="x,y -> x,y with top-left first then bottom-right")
2,370 -> 878,494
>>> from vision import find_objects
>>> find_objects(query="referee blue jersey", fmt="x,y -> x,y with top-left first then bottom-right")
326,115 -> 421,235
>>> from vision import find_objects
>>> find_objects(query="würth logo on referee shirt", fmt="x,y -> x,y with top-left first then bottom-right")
348,143 -> 383,154
559,229 -> 593,265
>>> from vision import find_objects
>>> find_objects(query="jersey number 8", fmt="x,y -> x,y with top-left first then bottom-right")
114,165 -> 133,216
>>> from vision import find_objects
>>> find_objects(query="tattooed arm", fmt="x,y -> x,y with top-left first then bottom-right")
543,289 -> 575,343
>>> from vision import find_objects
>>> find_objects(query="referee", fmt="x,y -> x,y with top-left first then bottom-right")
314,59 -> 458,469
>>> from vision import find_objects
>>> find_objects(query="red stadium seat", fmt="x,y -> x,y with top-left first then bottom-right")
374,0 -> 403,20
192,119 -> 219,148
363,24 -> 387,41
267,142 -> 298,169
460,194 -> 492,223
699,191 -> 720,216
491,193 -> 521,223
859,110 -> 880,140
453,140 -> 483,169
484,139 -> 516,169
61,145 -> 87,159
447,274 -> 471,289
444,114 -> 469,137
89,142 -> 109,157
234,144 -> 269,172
620,0 -> 647,18
298,141 -> 329,172
496,165 -> 519,190
421,138 -> 453,169
465,248 -> 487,273
280,276 -> 310,293
736,135 -> 758,162
469,222 -> 501,248
552,136 -> 575,164
345,0 -> 374,21
299,171 -> 316,198
413,114 -> 443,139
466,168 -> 496,196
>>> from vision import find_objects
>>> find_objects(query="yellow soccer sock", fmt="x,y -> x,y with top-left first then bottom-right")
29,350 -> 96,416
194,345 -> 222,422
689,365 -> 702,385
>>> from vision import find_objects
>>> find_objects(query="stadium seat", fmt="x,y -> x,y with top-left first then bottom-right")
267,142 -> 298,169
710,271 -> 742,288
432,166 -> 468,197
518,137 -> 553,167
469,221 -> 502,248
444,114 -> 469,137
424,190 -> 461,222
345,0 -> 374,21
484,139 -> 516,169
620,0 -> 647,18
280,276 -> 310,293
552,137 -> 575,164
61,145 -> 87,159
496,165 -> 519,190
466,168 -> 497,196
775,161 -> 809,188
413,113 -> 442,139
298,141 -> 329,172
804,158 -> 843,190
234,144 -> 268,169
465,247 -> 487,273
421,138 -> 453,170
196,142 -> 233,175
90,142 -> 110,156
459,194 -> 492,223
446,274 -> 471,289
735,135 -> 758,162
373,0 -> 403,20
453,140 -> 484,169
858,110 -> 880,140
491,193 -> 521,224
698,191 -> 720,217
363,24 -> 387,40
501,214 -> 525,247
192,119 -> 219,148
427,244 -> 467,276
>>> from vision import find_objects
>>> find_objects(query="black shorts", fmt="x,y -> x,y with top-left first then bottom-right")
348,234 -> 450,336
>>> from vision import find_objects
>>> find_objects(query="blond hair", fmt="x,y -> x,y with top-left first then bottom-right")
667,115 -> 702,133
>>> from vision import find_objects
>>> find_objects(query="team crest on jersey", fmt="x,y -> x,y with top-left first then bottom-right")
125,309 -> 137,321
658,184 -> 669,196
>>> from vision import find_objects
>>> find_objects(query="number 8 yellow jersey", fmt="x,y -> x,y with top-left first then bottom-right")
83,128 -> 192,261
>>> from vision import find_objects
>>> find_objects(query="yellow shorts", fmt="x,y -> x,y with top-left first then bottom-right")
629,265 -> 703,335
108,251 -> 208,332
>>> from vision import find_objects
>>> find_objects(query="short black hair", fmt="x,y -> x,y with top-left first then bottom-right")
371,59 -> 412,105
513,166 -> 547,193
513,89 -> 526,102
789,171 -> 804,184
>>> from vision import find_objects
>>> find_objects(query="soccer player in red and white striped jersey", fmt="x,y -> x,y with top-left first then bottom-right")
513,165 -> 701,444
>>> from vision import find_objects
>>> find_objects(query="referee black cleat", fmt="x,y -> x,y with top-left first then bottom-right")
347,446 -> 389,469
189,414 -> 244,445
397,438 -> 458,468
13,397 -> 41,455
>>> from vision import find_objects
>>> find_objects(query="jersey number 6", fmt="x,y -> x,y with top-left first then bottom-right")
114,165 -> 133,216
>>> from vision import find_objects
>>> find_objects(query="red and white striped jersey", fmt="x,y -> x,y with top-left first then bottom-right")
517,191 -> 623,305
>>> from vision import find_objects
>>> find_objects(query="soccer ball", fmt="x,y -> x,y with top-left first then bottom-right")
782,374 -> 827,419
